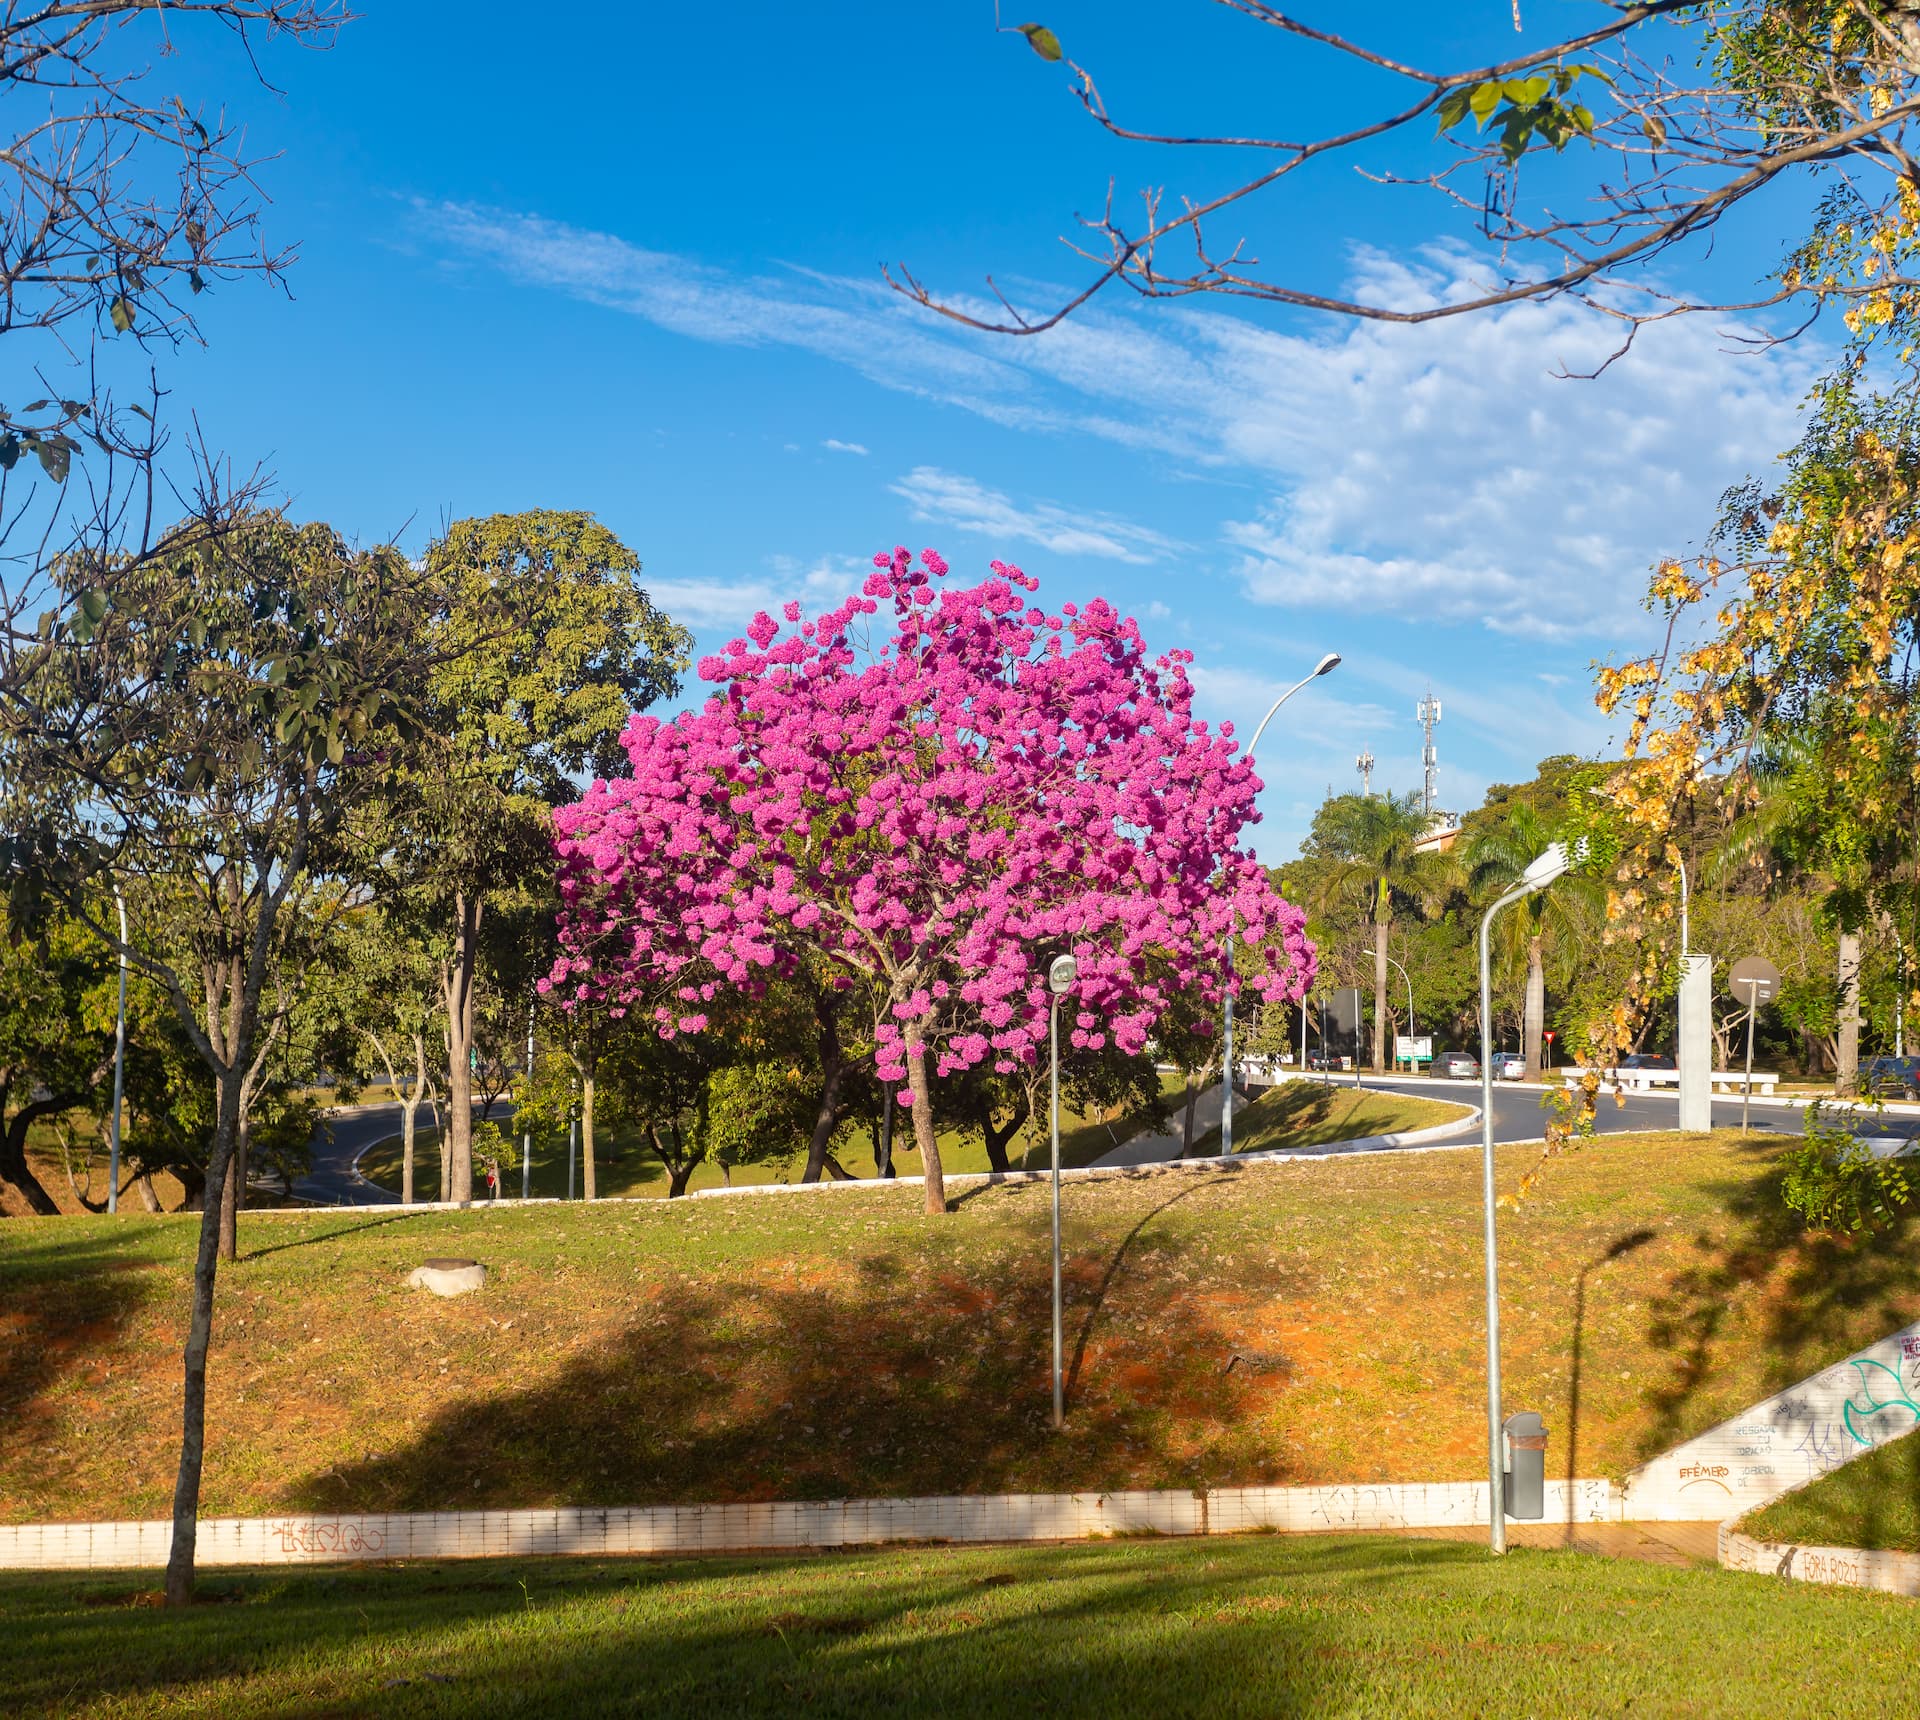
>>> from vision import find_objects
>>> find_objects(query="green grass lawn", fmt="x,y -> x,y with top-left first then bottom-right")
5,1535 -> 1914,1719
1186,1081 -> 1468,1157
353,1073 -> 1186,1203
1742,1433 -> 1920,1553
5,1130 -> 1918,1528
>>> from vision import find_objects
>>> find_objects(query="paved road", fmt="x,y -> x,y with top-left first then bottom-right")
1315,1073 -> 1920,1145
292,1101 -> 509,1207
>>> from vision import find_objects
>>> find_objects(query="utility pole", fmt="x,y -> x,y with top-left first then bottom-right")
1355,748 -> 1375,797
1417,692 -> 1442,816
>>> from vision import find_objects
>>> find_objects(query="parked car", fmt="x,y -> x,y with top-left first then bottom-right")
1618,1052 -> 1677,1071
1863,1054 -> 1920,1099
1491,1052 -> 1526,1081
1432,1051 -> 1480,1080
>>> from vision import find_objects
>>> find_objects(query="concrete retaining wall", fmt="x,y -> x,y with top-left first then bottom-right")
1621,1323 -> 1920,1521
1720,1524 -> 1920,1598
0,1477 -> 1616,1571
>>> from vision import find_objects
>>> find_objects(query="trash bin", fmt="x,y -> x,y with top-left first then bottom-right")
1503,1411 -> 1549,1520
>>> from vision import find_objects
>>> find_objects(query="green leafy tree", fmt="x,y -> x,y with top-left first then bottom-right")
1465,801 -> 1598,1079
403,510 -> 688,1206
1,511 -> 424,1605
1304,792 -> 1457,1073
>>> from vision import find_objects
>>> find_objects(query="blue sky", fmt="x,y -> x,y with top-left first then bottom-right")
127,3 -> 1827,858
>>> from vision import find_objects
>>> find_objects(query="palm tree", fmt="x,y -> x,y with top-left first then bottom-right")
1465,802 -> 1594,1079
1313,792 -> 1457,1073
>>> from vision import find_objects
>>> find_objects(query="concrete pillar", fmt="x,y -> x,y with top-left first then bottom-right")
1678,953 -> 1713,1133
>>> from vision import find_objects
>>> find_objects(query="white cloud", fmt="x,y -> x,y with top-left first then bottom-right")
415,202 -> 1820,638
824,438 -> 869,455
889,466 -> 1180,564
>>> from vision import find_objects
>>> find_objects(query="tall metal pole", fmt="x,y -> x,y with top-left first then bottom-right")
1050,992 -> 1064,1430
1479,884 -> 1527,1556
521,997 -> 534,1200
1742,983 -> 1758,1135
567,1085 -> 577,1202
107,885 -> 129,1215
1222,935 -> 1235,1156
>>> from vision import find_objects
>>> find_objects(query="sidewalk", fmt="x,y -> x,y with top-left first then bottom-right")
1404,1520 -> 1719,1568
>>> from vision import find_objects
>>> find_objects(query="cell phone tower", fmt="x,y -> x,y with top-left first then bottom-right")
1417,692 -> 1442,815
1356,748 -> 1375,797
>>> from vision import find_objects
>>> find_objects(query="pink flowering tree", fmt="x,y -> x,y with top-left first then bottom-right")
550,547 -> 1315,1215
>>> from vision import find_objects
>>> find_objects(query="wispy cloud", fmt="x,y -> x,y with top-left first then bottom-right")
414,201 -> 1820,638
823,438 -> 869,455
889,466 -> 1179,564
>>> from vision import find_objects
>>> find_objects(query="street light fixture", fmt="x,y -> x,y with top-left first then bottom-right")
1227,651 -> 1342,1153
1047,951 -> 1078,1430
1477,840 -> 1573,1554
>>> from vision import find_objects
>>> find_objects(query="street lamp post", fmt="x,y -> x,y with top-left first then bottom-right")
1227,651 -> 1342,1152
107,885 -> 129,1215
1478,841 -> 1574,1555
1047,952 -> 1079,1429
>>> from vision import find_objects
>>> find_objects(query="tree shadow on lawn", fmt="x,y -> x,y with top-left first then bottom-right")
285,1204 -> 1295,1514
1636,1140 -> 1920,1459
4,1538 -> 1485,1720
0,1231 -> 165,1452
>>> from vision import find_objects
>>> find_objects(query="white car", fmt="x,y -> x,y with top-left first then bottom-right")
1492,1053 -> 1527,1081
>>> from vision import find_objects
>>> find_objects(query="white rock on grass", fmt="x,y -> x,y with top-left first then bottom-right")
406,1258 -> 487,1297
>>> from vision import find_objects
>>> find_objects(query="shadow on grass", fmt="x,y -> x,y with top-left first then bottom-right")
242,1210 -> 429,1262
0,1538 -> 1499,1720
0,1231 -> 161,1448
283,1207 -> 1284,1515
1637,1139 -> 1920,1459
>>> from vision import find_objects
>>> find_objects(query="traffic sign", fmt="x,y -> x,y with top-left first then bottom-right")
1728,955 -> 1782,1006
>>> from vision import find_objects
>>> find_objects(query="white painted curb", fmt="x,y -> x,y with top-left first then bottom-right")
0,1477 -> 1618,1572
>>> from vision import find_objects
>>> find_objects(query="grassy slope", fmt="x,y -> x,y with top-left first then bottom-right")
1186,1081 -> 1467,1157
355,1074 -> 1188,1202
4,1130 -> 1918,1527
1743,1432 -> 1920,1553
7,1537 -> 1919,1720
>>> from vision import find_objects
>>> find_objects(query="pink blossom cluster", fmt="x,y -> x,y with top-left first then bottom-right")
548,548 -> 1315,1101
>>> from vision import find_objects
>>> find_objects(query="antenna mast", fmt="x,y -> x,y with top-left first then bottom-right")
1417,692 -> 1442,816
1356,748 -> 1375,797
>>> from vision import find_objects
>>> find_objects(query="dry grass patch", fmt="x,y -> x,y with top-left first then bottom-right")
2,1129 -> 1916,1524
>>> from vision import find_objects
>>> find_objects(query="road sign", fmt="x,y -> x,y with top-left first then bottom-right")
1395,1034 -> 1433,1062
1728,955 -> 1782,1006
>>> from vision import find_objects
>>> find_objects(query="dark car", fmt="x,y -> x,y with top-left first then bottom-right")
1619,1053 -> 1677,1071
1863,1054 -> 1920,1099
1432,1051 -> 1480,1080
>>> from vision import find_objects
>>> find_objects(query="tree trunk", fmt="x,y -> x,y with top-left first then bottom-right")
1837,928 -> 1862,1093
874,1094 -> 895,1178
978,1089 -> 1028,1174
580,1070 -> 596,1202
400,1098 -> 418,1206
800,991 -> 849,1184
905,1041 -> 945,1214
1524,936 -> 1546,1081
440,890 -> 481,1206
217,1097 -> 251,1262
135,1173 -> 159,1213
164,1063 -> 242,1607
0,1101 -> 65,1215
1372,918 -> 1390,1074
